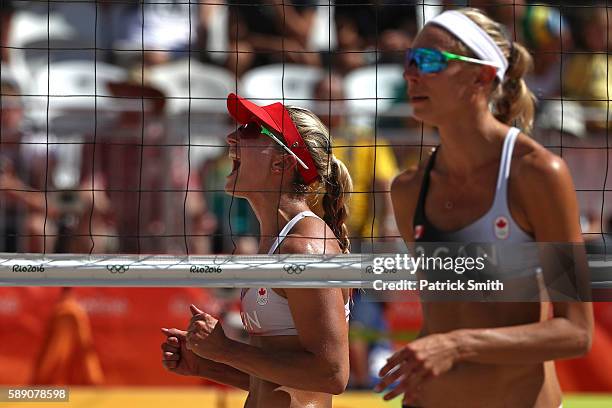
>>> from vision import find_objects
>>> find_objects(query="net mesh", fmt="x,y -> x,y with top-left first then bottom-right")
0,0 -> 611,274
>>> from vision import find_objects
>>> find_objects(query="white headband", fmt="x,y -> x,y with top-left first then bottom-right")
427,11 -> 508,82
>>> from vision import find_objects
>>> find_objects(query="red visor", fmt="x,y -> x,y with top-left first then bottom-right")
226,93 -> 319,185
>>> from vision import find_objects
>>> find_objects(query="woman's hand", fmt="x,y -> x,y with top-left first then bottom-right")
375,333 -> 459,402
160,327 -> 200,377
185,304 -> 230,362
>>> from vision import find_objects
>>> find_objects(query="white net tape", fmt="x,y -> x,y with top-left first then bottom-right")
2,253 -> 612,288
0,253 -> 363,287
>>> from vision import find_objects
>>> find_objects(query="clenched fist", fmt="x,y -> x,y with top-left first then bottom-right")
160,327 -> 200,377
185,304 -> 229,362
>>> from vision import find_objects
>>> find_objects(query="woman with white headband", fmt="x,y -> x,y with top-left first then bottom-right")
376,8 -> 593,408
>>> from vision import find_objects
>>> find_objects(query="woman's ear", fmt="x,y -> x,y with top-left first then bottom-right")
475,66 -> 497,87
270,153 -> 298,175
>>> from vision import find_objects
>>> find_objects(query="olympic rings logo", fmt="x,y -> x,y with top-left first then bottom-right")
283,264 -> 305,274
106,265 -> 129,274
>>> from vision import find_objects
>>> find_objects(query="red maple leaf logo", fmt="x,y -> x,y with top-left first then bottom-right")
414,225 -> 424,239
496,219 -> 507,229
258,288 -> 266,296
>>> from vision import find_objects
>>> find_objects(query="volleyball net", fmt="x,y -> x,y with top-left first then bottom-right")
2,0 -> 612,396
0,0 -> 611,283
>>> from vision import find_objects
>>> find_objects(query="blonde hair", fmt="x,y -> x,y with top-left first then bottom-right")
453,8 -> 536,132
282,106 -> 353,253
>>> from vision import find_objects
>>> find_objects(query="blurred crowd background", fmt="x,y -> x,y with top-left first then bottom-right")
2,0 -> 612,397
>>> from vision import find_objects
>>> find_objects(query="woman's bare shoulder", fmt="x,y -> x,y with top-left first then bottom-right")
278,216 -> 343,255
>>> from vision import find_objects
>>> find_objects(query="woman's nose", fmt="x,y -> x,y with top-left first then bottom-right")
403,61 -> 420,81
227,130 -> 238,145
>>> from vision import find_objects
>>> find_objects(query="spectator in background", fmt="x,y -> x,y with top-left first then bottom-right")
563,4 -> 611,130
444,0 -> 526,41
0,77 -> 59,252
334,0 -> 416,74
0,77 -> 116,254
582,211 -> 603,253
226,0 -> 320,77
167,147 -> 218,255
533,100 -> 609,255
31,288 -> 104,385
314,73 -> 399,251
347,290 -> 392,390
201,150 -> 259,254
534,100 -> 586,145
522,5 -> 572,101
0,0 -> 13,62
59,172 -> 118,254
124,0 -> 212,67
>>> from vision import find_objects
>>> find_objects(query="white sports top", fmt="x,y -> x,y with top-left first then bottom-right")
413,127 -> 533,243
413,127 -> 540,282
240,211 -> 351,336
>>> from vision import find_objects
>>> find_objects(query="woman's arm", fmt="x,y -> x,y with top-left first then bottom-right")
195,352 -> 251,390
186,287 -> 349,394
446,152 -> 593,365
219,288 -> 348,394
186,234 -> 350,395
0,171 -> 59,217
377,304 -> 591,399
450,305 -> 591,365
267,1 -> 316,47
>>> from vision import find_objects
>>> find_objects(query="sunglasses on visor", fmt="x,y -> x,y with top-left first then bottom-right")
405,47 -> 501,74
237,122 -> 310,170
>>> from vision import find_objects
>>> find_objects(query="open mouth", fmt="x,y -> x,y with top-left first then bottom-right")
411,96 -> 428,102
231,159 -> 241,174
228,148 -> 241,176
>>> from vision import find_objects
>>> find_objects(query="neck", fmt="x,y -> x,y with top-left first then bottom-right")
247,192 -> 311,251
435,109 -> 509,178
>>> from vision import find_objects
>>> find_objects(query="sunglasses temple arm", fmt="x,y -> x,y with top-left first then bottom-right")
266,133 -> 310,170
450,53 -> 501,69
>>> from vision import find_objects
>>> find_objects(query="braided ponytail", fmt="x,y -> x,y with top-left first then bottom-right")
284,107 -> 354,253
322,157 -> 352,253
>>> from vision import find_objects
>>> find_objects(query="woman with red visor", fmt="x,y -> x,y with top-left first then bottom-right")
161,94 -> 353,407
375,8 -> 593,408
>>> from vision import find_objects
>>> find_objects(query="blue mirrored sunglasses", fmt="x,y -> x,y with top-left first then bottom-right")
405,47 -> 500,74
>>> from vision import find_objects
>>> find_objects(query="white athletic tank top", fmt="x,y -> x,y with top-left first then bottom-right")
240,211 -> 350,336
413,127 -> 541,281
414,127 -> 533,243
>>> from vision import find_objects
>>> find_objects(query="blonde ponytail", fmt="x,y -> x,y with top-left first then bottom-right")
322,156 -> 352,253
493,41 -> 536,131
458,8 -> 537,132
